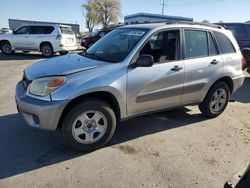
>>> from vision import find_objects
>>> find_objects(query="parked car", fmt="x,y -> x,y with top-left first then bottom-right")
0,24 -> 77,57
81,29 -> 112,48
217,23 -> 250,72
0,28 -> 11,34
16,22 -> 245,151
216,23 -> 250,49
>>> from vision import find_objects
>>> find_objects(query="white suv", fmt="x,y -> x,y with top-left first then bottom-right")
0,24 -> 77,57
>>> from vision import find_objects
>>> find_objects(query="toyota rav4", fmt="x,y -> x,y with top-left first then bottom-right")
16,22 -> 245,151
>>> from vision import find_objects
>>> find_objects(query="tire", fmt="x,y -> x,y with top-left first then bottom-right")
0,41 -> 14,55
41,43 -> 54,57
62,99 -> 116,152
59,51 -> 69,55
199,82 -> 230,118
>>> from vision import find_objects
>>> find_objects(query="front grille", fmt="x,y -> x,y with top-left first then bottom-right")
22,73 -> 31,91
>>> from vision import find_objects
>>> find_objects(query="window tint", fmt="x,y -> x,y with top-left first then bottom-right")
185,30 -> 208,59
15,26 -> 29,34
43,26 -> 54,34
60,27 -> 74,35
140,30 -> 180,62
30,26 -> 54,34
208,32 -> 218,56
214,32 -> 236,54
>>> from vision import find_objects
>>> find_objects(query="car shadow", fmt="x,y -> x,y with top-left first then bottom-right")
0,52 -> 46,60
231,77 -> 250,104
0,108 -> 207,179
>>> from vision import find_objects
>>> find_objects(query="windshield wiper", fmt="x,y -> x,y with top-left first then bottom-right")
83,52 -> 116,63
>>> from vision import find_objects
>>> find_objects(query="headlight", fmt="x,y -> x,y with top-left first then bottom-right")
29,76 -> 66,96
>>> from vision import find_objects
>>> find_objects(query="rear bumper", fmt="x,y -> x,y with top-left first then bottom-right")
55,45 -> 78,52
15,81 -> 69,131
232,74 -> 245,93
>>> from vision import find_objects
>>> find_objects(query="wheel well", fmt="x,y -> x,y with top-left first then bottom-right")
57,91 -> 121,130
40,41 -> 53,52
0,40 -> 10,46
212,77 -> 234,93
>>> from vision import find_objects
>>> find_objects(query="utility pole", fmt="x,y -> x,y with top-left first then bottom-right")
161,0 -> 168,15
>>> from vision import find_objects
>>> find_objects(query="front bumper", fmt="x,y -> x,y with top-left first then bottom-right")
15,81 -> 69,131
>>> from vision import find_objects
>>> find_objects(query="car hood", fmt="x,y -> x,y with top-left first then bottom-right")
25,53 -> 109,80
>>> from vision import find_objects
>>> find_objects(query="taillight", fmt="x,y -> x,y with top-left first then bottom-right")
241,56 -> 247,70
56,34 -> 62,40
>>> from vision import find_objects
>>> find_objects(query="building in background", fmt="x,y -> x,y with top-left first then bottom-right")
124,13 -> 193,25
8,19 -> 80,34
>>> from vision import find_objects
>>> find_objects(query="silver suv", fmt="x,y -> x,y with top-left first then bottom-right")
16,23 -> 245,151
0,24 -> 77,57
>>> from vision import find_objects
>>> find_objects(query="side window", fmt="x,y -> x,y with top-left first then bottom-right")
214,32 -> 236,54
30,26 -> 54,34
140,30 -> 180,63
208,32 -> 218,56
43,26 -> 54,34
184,30 -> 208,59
30,26 -> 43,34
15,26 -> 29,34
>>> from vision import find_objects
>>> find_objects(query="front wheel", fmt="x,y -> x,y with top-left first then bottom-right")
62,99 -> 116,152
199,82 -> 230,118
0,41 -> 14,55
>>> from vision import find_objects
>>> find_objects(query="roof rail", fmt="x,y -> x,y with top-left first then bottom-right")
166,21 -> 225,29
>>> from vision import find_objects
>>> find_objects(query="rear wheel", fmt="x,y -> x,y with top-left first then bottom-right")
0,41 -> 14,55
62,99 -> 116,152
199,82 -> 230,118
59,51 -> 69,55
41,43 -> 54,57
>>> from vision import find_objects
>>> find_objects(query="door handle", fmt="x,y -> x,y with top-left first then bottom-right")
171,65 -> 183,71
211,59 -> 219,65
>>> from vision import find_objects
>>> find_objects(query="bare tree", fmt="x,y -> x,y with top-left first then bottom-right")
94,0 -> 121,29
82,0 -> 99,32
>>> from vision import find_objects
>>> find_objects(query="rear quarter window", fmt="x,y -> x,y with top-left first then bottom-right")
214,32 -> 236,54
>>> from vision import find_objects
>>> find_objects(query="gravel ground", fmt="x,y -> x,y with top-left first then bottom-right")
0,52 -> 249,188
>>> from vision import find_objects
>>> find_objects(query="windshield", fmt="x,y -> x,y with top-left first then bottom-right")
84,28 -> 148,63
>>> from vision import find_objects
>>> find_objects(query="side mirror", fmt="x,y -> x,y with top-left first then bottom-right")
12,30 -> 16,34
134,54 -> 154,68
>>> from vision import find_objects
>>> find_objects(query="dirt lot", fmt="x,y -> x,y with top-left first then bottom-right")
0,52 -> 249,188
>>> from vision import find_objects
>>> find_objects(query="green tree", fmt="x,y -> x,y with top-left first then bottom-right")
82,0 -> 99,32
94,0 -> 121,29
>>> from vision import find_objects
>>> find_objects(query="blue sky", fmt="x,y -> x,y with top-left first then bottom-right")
0,0 -> 249,31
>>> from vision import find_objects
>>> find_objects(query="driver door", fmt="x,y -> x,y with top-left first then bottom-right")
127,30 -> 185,116
12,26 -> 30,49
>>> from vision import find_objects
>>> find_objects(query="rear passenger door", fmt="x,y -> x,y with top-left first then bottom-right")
182,29 -> 223,104
29,26 -> 54,50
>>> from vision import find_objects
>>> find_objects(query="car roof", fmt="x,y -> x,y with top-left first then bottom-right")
122,22 -> 225,32
19,24 -> 71,28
